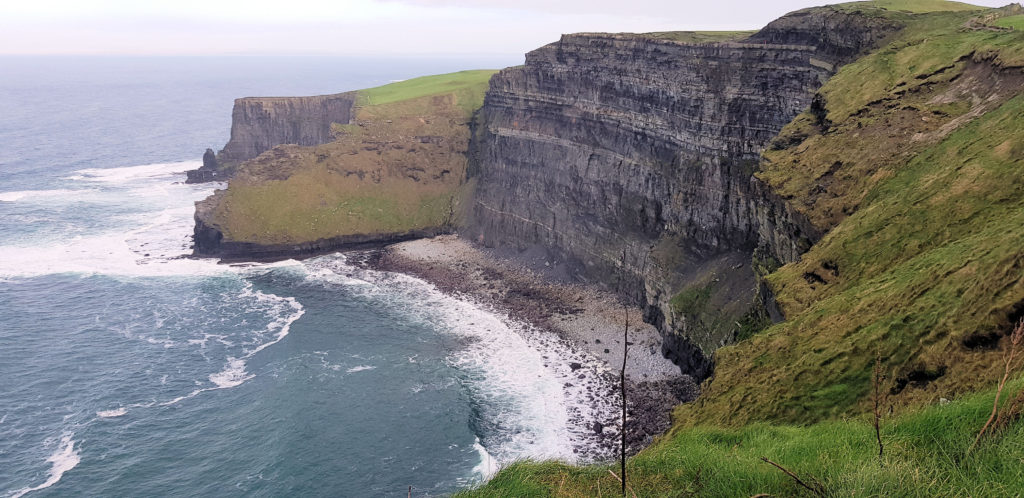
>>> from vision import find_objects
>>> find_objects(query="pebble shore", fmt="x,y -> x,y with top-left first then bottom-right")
372,235 -> 698,457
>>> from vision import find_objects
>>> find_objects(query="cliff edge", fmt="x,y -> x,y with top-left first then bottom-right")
465,6 -> 903,379
192,70 -> 495,259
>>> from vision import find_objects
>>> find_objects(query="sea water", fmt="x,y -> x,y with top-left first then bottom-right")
0,55 -> 613,496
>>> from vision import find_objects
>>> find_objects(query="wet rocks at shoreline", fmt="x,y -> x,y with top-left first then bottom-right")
368,235 -> 699,458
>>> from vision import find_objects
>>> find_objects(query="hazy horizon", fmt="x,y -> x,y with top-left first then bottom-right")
1,0 -> 1008,57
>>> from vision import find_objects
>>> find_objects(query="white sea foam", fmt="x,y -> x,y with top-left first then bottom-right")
96,407 -> 128,418
9,434 -> 81,498
209,358 -> 253,388
301,254 -> 619,468
0,189 -> 98,203
472,437 -> 500,479
0,161 -> 227,279
63,161 -> 196,183
154,284 -> 305,408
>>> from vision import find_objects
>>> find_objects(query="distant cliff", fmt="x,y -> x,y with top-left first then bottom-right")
465,8 -> 903,378
219,93 -> 357,165
186,92 -> 357,183
192,71 -> 496,257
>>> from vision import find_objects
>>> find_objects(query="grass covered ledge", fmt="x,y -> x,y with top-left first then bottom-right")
458,379 -> 1024,496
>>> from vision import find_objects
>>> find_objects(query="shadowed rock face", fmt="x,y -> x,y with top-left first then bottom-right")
218,93 -> 357,165
466,8 -> 903,378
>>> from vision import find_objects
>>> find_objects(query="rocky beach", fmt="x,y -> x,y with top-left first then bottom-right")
372,235 -> 698,456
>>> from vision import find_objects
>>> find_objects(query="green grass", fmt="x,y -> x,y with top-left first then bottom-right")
689,88 -> 1024,427
356,70 -> 498,115
670,284 -> 712,315
995,14 -> 1024,29
846,0 -> 985,12
461,380 -> 1024,496
810,9 -> 1024,123
211,69 -> 494,245
216,169 -> 461,243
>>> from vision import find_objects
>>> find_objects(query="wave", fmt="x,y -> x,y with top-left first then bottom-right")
472,437 -> 499,479
301,254 -> 619,467
208,357 -> 253,388
63,161 -> 200,184
96,408 -> 128,418
0,229 -> 226,279
8,434 -> 81,498
0,189 -> 98,203
0,161 -> 223,279
118,283 -> 306,411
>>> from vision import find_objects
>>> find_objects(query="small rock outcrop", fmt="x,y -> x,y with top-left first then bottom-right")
185,148 -> 220,183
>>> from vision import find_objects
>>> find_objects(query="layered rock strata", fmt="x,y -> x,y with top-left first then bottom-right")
219,93 -> 357,165
466,8 -> 902,378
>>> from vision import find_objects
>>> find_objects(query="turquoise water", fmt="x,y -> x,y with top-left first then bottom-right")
0,56 -> 614,496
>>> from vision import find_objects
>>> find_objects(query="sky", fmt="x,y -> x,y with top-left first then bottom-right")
0,0 -> 1009,56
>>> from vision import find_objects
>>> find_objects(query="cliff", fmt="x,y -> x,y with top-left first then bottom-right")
466,3 -> 1024,493
185,92 -> 357,183
192,71 -> 496,257
220,93 -> 358,165
465,7 -> 904,378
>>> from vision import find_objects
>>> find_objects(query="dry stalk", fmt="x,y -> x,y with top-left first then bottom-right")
994,388 -> 1024,432
759,457 -> 826,497
969,318 -> 1024,454
872,353 -> 887,459
619,248 -> 629,497
607,470 -> 638,498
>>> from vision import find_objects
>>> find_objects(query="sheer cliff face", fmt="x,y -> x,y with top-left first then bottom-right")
467,10 -> 901,377
218,93 -> 357,164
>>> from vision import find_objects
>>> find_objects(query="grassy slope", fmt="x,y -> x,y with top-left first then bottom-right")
357,70 -> 496,114
688,4 -> 1024,426
462,381 -> 1024,496
464,1 -> 1024,495
846,0 -> 985,12
209,70 -> 496,244
995,14 -> 1024,29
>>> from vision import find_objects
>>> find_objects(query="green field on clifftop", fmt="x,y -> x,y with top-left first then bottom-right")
357,70 -> 496,114
208,70 -> 495,245
848,0 -> 985,12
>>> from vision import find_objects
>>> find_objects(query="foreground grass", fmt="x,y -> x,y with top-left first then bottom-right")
462,381 -> 1024,496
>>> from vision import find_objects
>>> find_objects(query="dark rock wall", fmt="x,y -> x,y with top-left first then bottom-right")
218,93 -> 357,164
466,9 -> 903,378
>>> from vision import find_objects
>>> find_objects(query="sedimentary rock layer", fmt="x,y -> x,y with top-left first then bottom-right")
466,8 -> 902,378
218,93 -> 357,165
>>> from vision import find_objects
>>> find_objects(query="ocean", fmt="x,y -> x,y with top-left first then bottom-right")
0,55 -> 610,496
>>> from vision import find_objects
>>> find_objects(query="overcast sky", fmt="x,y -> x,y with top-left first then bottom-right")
0,0 -> 1007,56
